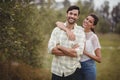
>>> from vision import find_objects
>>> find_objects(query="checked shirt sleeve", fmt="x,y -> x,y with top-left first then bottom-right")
48,27 -> 59,54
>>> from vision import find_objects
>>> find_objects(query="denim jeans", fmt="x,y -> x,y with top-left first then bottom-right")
79,59 -> 96,80
52,68 -> 81,80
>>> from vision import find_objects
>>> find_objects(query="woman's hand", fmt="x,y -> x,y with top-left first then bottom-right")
83,50 -> 87,55
56,21 -> 67,31
56,21 -> 75,41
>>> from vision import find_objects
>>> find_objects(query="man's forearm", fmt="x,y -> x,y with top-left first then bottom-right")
52,47 -> 66,56
57,45 -> 77,57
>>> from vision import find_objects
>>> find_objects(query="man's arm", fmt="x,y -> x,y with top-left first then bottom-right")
48,27 -> 66,56
52,46 -> 66,56
57,45 -> 77,57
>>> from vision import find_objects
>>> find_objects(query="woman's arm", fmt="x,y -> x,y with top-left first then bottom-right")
84,34 -> 102,63
56,21 -> 67,31
83,48 -> 102,63
56,21 -> 75,41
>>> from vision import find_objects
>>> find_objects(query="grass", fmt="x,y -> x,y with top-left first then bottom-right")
97,49 -> 120,80
42,33 -> 120,80
98,33 -> 120,47
96,33 -> 120,80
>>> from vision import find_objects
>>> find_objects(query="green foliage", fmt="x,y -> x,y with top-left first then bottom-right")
115,23 -> 120,34
0,1 -> 67,68
0,2 -> 44,67
96,16 -> 110,33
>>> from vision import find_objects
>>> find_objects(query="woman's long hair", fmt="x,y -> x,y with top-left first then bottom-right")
90,14 -> 99,33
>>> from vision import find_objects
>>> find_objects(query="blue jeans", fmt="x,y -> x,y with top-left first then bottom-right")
79,59 -> 96,80
52,68 -> 81,80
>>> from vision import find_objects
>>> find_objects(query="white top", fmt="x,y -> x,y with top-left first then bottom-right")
48,23 -> 85,76
81,31 -> 101,62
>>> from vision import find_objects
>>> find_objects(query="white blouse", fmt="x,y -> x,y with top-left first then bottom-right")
81,31 -> 101,62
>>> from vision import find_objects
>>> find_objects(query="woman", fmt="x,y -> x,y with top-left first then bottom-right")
56,14 -> 102,80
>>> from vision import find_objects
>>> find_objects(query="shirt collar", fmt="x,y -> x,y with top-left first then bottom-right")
64,22 -> 78,30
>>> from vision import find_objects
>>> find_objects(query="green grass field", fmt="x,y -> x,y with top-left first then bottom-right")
96,33 -> 120,80
43,33 -> 120,80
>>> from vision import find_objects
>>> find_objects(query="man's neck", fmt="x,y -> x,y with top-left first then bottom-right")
84,29 -> 91,33
66,22 -> 75,30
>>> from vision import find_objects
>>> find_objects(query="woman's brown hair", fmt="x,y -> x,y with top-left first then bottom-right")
90,14 -> 99,33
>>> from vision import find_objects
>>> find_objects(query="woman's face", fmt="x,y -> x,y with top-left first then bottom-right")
82,15 -> 95,30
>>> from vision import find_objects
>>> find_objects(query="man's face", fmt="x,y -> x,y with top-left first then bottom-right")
66,10 -> 79,24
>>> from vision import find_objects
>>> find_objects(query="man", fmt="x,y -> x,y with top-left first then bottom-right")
48,5 -> 85,80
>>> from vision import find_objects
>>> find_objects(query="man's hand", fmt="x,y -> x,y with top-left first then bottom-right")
56,21 -> 75,41
72,44 -> 79,49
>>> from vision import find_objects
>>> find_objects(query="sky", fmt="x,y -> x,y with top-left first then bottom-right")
55,0 -> 120,12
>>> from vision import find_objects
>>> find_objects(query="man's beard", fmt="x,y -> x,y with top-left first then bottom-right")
68,18 -> 76,24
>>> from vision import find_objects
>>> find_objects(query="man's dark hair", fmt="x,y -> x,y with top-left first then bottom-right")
67,5 -> 80,15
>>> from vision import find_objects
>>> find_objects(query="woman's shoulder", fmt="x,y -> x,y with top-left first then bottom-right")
91,33 -> 100,41
93,33 -> 99,38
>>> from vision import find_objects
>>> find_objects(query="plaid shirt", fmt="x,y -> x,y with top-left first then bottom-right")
48,23 -> 85,77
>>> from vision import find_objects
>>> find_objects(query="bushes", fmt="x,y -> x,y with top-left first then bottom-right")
115,23 -> 120,34
0,1 -> 66,68
96,17 -> 110,33
0,2 -> 44,67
